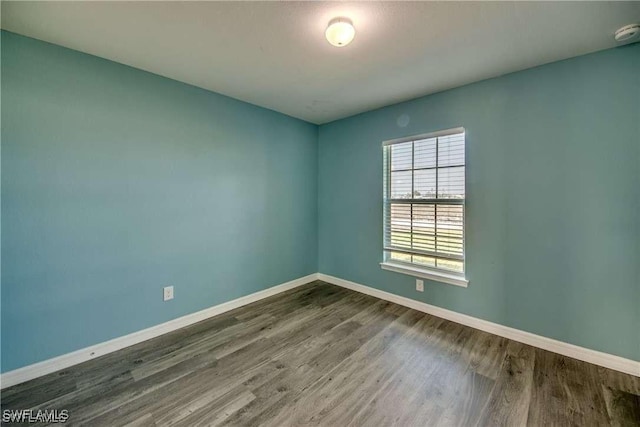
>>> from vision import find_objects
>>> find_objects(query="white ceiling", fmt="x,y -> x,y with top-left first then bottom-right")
2,1 -> 639,124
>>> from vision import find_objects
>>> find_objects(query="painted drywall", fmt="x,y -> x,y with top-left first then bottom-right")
2,30 -> 638,374
1,31 -> 318,372
318,43 -> 640,361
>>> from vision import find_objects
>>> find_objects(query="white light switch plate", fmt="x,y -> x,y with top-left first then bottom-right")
163,286 -> 174,301
416,279 -> 424,292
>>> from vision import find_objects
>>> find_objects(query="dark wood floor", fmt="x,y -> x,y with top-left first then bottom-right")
2,281 -> 639,426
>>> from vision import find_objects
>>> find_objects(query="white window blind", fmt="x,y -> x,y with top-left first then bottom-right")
383,128 -> 466,276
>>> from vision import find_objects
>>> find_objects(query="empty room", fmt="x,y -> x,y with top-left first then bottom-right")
1,1 -> 639,426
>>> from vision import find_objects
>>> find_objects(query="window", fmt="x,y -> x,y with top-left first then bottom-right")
381,127 -> 468,287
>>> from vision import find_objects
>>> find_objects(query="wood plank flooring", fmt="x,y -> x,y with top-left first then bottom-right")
2,281 -> 639,426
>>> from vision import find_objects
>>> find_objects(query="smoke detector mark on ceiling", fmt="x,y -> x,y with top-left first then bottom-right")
614,24 -> 640,42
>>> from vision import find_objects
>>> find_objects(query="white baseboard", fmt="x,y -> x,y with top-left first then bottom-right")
318,273 -> 640,377
3,271 -> 637,388
0,273 -> 319,389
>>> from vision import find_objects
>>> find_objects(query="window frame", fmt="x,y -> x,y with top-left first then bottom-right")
381,127 -> 468,287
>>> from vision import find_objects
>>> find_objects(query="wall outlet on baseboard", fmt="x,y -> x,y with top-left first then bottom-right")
416,279 -> 424,292
163,286 -> 174,301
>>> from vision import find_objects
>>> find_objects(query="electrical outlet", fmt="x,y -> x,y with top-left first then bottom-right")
163,286 -> 174,301
416,279 -> 424,292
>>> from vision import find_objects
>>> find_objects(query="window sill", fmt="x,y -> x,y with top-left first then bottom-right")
380,262 -> 469,288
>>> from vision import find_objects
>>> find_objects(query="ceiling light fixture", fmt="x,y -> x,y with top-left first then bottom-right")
325,17 -> 355,47
614,24 -> 640,42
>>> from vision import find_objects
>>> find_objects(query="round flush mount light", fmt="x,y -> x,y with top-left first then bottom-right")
325,17 -> 355,47
614,24 -> 640,42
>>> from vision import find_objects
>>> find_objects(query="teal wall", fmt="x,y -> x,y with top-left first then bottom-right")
318,44 -> 640,361
2,30 -> 638,372
1,31 -> 318,372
